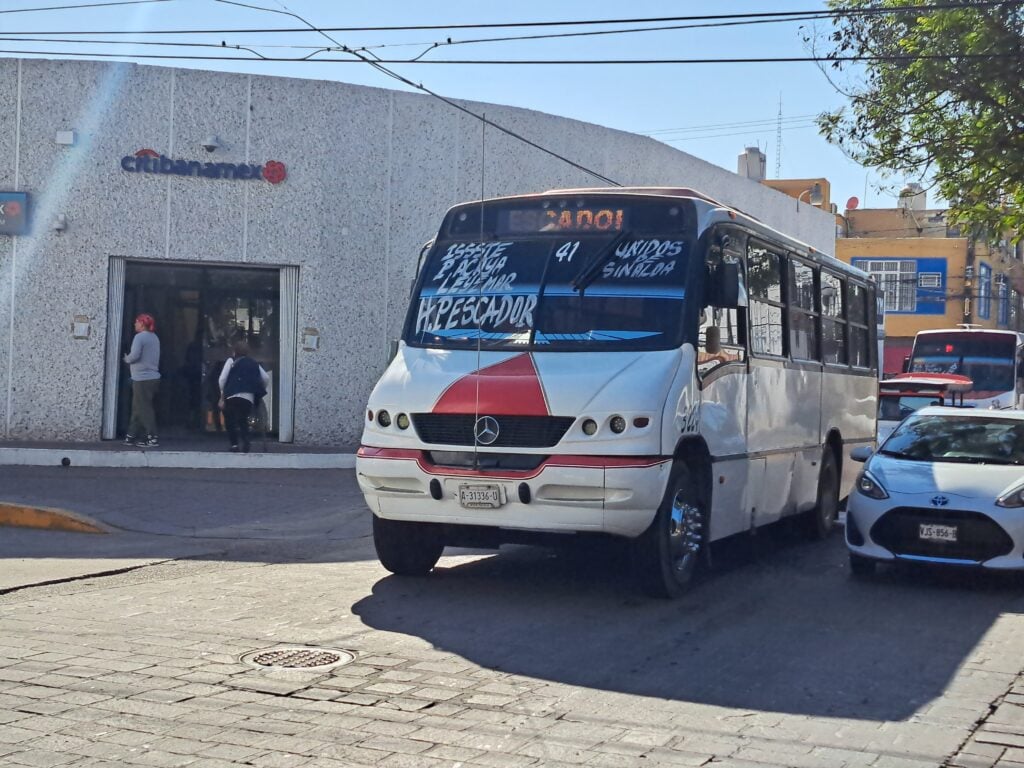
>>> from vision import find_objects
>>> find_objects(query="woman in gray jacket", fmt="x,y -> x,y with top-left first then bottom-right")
123,313 -> 161,447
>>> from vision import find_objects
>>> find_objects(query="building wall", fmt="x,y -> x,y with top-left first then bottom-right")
0,58 -> 836,445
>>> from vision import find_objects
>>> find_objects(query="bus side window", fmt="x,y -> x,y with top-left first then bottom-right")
789,258 -> 820,362
698,307 -> 747,376
699,234 -> 748,376
747,243 -> 785,357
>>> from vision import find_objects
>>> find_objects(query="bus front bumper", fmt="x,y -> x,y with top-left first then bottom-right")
356,447 -> 671,538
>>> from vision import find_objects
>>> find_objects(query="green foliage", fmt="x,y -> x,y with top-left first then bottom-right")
818,1 -> 1024,238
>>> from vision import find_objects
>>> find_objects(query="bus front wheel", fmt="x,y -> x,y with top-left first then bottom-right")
634,463 -> 705,599
373,515 -> 444,576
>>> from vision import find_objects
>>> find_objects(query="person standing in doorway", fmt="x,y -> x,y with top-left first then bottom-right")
123,313 -> 161,447
218,340 -> 270,453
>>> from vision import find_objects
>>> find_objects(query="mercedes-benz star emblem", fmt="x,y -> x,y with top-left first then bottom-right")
474,416 -> 500,445
931,495 -> 949,507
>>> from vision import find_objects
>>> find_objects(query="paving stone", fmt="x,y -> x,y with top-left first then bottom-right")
3,749 -> 78,767
248,753 -> 314,768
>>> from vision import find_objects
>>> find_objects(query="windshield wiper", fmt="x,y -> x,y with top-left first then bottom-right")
570,231 -> 631,296
878,449 -> 928,461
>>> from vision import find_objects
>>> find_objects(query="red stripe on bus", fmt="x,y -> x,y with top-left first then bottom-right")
431,353 -> 549,416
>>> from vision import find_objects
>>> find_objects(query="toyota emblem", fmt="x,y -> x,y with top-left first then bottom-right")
931,495 -> 949,507
474,416 -> 500,445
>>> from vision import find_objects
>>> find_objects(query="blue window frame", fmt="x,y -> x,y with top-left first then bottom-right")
978,262 -> 992,319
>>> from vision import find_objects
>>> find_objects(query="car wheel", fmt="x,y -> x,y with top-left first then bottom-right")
372,515 -> 444,576
634,463 -> 706,599
849,552 -> 877,579
805,448 -> 840,540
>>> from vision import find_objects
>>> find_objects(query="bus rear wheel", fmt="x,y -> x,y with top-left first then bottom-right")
805,448 -> 839,540
634,463 -> 705,599
373,515 -> 444,576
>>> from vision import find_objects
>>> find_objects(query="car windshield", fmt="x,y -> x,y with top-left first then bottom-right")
878,395 -> 938,422
405,197 -> 693,352
880,414 -> 1024,465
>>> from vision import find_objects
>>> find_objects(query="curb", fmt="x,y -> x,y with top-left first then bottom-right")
0,503 -> 108,534
0,447 -> 356,470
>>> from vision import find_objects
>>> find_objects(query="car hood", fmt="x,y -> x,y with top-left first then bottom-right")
869,455 -> 1024,498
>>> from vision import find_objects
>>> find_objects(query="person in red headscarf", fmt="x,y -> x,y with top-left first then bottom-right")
123,313 -> 161,447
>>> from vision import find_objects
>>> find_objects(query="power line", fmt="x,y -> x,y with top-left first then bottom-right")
645,114 -> 819,136
0,0 -> 170,13
1,49 -> 1018,64
210,0 -> 621,187
4,1 -> 1019,33
656,122 -> 818,143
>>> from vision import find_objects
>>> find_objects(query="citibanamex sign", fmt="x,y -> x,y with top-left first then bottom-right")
121,149 -> 287,184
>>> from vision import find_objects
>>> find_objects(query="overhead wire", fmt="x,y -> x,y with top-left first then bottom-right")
212,0 -> 622,186
3,1 -> 1019,31
0,0 -> 170,14
0,49 -> 1017,64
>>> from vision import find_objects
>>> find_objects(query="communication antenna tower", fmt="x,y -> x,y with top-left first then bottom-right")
775,94 -> 782,178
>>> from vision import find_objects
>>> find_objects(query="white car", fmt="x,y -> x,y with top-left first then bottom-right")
846,406 -> 1024,576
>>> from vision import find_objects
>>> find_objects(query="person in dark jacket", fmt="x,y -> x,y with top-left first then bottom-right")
218,340 -> 270,453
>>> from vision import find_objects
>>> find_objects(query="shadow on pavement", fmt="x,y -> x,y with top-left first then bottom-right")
353,525 -> 1024,722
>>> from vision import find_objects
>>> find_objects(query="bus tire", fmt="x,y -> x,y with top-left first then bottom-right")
372,515 -> 444,576
634,462 -> 705,599
805,448 -> 840,540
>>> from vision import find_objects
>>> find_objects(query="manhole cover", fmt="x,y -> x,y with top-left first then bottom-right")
241,647 -> 355,670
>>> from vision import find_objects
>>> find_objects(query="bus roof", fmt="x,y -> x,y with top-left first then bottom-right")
916,327 -> 1023,338
880,373 -> 974,394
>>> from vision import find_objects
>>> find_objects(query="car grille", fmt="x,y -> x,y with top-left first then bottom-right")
870,507 -> 1013,563
411,414 -> 575,448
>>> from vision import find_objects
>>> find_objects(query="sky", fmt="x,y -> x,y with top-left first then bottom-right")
0,0 -> 921,211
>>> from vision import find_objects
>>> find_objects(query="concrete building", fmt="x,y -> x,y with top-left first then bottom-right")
0,59 -> 834,447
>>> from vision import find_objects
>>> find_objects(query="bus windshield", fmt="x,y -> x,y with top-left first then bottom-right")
405,197 -> 694,352
908,333 -> 1016,392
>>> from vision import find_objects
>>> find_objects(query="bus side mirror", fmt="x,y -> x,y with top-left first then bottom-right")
707,261 -> 740,308
902,356 -> 911,372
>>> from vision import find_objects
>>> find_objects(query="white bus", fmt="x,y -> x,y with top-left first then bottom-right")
906,327 -> 1024,409
357,188 -> 878,597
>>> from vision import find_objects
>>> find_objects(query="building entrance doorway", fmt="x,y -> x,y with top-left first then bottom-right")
118,263 -> 281,441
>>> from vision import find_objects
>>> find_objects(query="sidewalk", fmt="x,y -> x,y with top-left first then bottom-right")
0,464 -> 370,591
0,435 -> 356,469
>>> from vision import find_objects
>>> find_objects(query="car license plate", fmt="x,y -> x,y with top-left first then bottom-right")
458,484 -> 503,509
919,523 -> 957,543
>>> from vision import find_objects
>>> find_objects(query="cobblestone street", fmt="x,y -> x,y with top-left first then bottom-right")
3,467 -> 1024,767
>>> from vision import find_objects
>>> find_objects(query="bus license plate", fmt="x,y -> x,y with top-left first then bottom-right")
459,484 -> 502,509
919,523 -> 957,543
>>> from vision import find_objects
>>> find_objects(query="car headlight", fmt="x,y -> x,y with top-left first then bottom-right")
997,484 -> 1024,508
856,469 -> 889,500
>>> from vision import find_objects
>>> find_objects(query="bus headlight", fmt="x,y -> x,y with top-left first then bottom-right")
377,410 -> 392,428
581,419 -> 598,436
609,415 -> 627,434
396,413 -> 410,430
